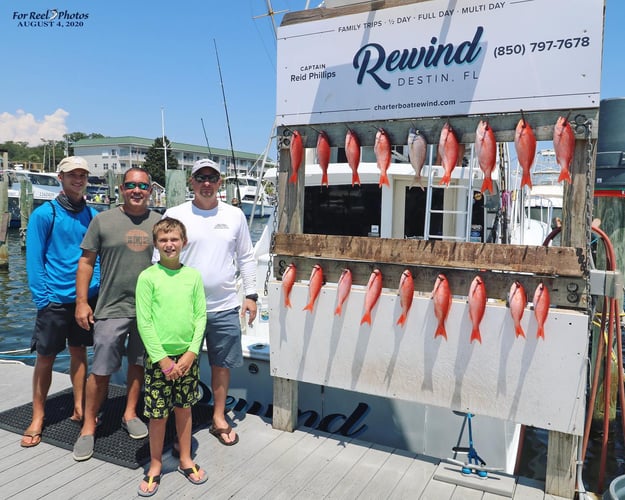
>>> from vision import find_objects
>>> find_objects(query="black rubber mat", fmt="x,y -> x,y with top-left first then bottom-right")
0,384 -> 213,469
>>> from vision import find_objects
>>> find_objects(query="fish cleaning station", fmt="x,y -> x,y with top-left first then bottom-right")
264,0 -> 616,498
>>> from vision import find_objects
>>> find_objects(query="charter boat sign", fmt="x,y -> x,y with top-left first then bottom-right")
276,0 -> 604,126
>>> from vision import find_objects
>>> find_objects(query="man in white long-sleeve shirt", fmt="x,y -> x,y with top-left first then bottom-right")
163,159 -> 257,446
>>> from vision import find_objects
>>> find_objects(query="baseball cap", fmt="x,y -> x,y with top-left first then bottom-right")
191,158 -> 220,175
57,156 -> 90,174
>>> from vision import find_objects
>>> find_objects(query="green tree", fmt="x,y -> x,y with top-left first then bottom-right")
142,136 -> 179,186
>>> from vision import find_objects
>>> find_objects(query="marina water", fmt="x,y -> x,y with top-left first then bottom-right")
1,223 -> 623,493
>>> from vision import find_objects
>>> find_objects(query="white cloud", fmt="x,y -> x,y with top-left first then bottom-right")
0,109 -> 69,146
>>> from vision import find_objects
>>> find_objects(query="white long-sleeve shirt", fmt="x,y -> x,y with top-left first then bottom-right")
163,201 -> 256,312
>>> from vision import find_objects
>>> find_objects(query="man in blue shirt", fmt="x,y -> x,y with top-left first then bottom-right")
22,156 -> 100,447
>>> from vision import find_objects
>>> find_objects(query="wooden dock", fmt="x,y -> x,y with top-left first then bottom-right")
0,361 -> 569,499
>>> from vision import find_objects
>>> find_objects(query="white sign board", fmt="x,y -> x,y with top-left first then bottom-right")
269,282 -> 588,435
276,0 -> 604,125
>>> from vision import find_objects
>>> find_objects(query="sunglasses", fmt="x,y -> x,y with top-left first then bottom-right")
123,182 -> 150,190
193,173 -> 221,183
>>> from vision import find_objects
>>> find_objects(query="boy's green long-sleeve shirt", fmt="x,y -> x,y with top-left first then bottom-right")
136,263 -> 207,363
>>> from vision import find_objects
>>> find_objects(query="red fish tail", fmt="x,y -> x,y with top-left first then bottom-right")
515,325 -> 525,338
360,312 -> 371,325
379,172 -> 390,188
334,304 -> 342,316
557,169 -> 571,184
352,172 -> 361,187
434,324 -> 447,340
470,328 -> 482,343
321,171 -> 329,187
396,313 -> 406,327
536,326 -> 545,339
439,174 -> 451,186
303,302 -> 314,312
284,296 -> 292,308
481,178 -> 493,194
289,172 -> 299,184
521,171 -> 532,189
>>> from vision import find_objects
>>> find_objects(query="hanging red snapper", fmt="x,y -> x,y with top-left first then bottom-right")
360,269 -> 383,325
432,274 -> 452,340
514,115 -> 537,189
438,122 -> 459,186
289,130 -> 303,184
468,276 -> 487,343
317,131 -> 331,188
303,264 -> 324,312
345,128 -> 361,187
408,128 -> 427,190
533,282 -> 550,339
396,269 -> 414,327
508,280 -> 527,338
553,116 -> 575,184
281,263 -> 297,308
374,128 -> 391,188
334,268 -> 353,316
475,120 -> 497,194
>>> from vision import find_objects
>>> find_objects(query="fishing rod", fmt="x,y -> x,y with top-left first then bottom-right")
200,118 -> 212,155
213,39 -> 242,207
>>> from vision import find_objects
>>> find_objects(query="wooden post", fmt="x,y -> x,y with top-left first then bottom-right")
271,130 -> 306,432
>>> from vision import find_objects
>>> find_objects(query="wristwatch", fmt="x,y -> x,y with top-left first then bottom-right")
245,293 -> 259,302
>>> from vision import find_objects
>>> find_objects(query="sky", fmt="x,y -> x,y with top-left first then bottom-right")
0,0 -> 623,157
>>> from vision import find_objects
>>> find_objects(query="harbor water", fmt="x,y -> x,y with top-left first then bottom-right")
0,223 -> 624,494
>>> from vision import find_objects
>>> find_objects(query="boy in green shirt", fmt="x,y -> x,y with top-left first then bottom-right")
136,217 -> 207,496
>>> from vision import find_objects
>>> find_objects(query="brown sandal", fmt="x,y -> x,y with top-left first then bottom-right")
20,431 -> 42,448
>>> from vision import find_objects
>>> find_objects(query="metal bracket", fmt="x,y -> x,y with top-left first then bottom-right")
589,269 -> 624,299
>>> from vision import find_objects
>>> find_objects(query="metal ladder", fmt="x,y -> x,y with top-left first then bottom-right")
423,144 -> 476,242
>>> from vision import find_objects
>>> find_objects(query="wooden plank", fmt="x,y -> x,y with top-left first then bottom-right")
272,376 -> 298,432
273,234 -> 584,277
545,430 -> 577,499
0,212 -> 9,243
361,448 -> 419,499
276,108 -> 599,150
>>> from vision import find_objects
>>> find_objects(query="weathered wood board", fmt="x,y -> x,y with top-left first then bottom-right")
268,282 -> 588,436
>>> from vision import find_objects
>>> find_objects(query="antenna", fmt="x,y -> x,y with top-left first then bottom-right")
200,118 -> 212,155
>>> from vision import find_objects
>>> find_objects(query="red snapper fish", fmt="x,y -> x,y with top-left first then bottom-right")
289,130 -> 303,184
396,269 -> 414,327
303,264 -> 324,312
438,122 -> 459,186
281,263 -> 297,308
475,120 -> 497,194
345,128 -> 361,186
533,281 -> 550,339
334,268 -> 353,316
468,276 -> 487,343
374,127 -> 391,188
317,131 -> 331,188
553,116 -> 575,184
432,274 -> 452,339
408,128 -> 427,190
514,114 -> 537,189
508,280 -> 527,338
361,269 -> 383,325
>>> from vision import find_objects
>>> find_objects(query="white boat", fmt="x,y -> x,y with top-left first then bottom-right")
218,174 -> 275,218
200,147 -> 531,475
1,169 -> 62,228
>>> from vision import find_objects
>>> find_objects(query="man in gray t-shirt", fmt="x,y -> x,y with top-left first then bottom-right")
72,167 -> 161,462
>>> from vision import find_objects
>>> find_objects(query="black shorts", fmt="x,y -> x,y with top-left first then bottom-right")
30,296 -> 97,356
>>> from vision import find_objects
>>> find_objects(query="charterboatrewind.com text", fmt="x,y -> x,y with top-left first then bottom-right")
12,9 -> 89,28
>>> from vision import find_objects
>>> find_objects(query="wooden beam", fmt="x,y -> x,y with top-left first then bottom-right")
545,431 -> 577,498
272,377 -> 298,432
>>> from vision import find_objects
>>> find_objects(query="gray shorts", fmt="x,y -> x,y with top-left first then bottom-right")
91,317 -> 145,376
205,308 -> 243,369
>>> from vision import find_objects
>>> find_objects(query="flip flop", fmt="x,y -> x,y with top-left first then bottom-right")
137,474 -> 161,497
20,431 -> 42,448
177,464 -> 208,485
209,425 -> 239,446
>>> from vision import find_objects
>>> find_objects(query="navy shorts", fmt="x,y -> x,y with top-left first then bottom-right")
205,307 -> 243,369
30,297 -> 97,356
143,355 -> 200,419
